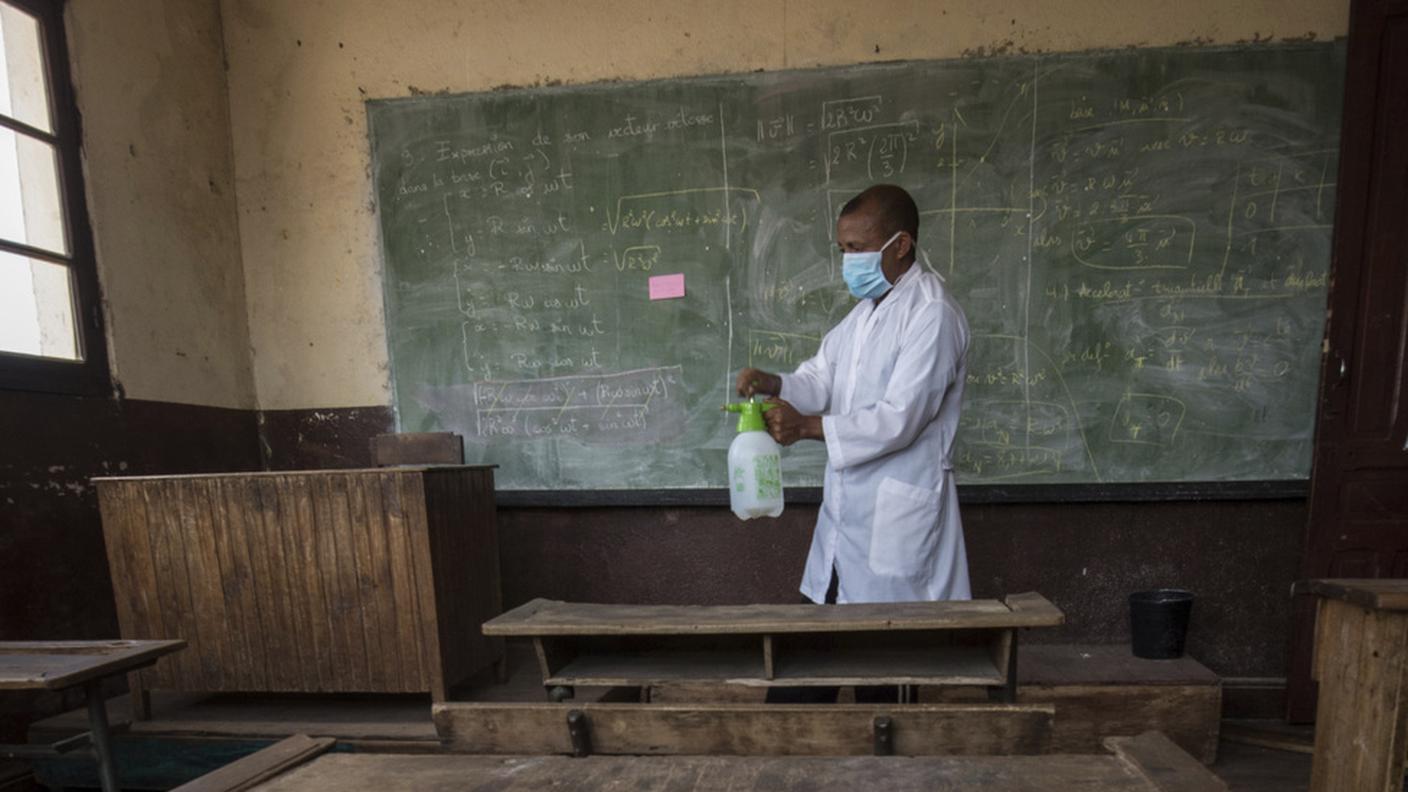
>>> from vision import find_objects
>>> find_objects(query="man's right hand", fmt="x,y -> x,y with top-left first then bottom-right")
735,368 -> 781,398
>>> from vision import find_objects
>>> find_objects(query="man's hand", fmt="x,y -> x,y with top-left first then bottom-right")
764,398 -> 824,446
736,368 -> 781,398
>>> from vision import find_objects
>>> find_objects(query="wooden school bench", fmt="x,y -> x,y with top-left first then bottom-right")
0,640 -> 185,792
482,593 -> 1064,702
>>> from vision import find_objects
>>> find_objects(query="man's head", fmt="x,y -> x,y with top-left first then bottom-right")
836,184 -> 920,287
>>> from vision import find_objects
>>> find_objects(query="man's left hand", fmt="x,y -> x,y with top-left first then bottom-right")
764,398 -> 824,446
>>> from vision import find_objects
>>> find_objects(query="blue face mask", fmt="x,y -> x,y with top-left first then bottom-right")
841,231 -> 904,299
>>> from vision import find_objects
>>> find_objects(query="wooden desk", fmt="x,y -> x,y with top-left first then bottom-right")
195,732 -> 1224,791
1297,579 -> 1408,792
94,467 -> 503,714
0,640 -> 185,792
484,594 -> 1063,701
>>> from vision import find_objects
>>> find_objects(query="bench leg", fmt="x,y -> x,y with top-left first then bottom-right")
988,632 -> 1020,703
128,672 -> 151,721
84,680 -> 119,792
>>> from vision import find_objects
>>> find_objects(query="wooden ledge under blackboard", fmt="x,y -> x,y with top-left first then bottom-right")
494,479 -> 1308,508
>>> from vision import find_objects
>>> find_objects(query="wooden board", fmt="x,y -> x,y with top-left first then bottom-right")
432,702 -> 1053,756
368,433 -> 464,466
1307,597 -> 1408,792
244,750 -> 1223,791
484,594 -> 1064,636
1106,733 -> 1228,791
0,640 -> 185,691
92,466 -> 495,481
1293,578 -> 1408,612
169,735 -> 334,792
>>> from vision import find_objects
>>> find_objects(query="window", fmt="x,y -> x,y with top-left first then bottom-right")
0,0 -> 105,394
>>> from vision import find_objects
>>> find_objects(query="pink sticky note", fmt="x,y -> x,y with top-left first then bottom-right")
648,273 -> 686,300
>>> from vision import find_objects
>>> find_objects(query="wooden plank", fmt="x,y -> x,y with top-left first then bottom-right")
397,473 -> 446,700
92,466 -> 493,482
247,476 -> 303,692
305,475 -> 354,691
1000,684 -> 1221,765
546,649 -> 765,687
772,644 -> 1003,686
484,594 -> 1065,636
243,753 -> 1178,791
324,474 -> 371,691
184,479 -> 236,691
433,702 -> 1054,756
0,641 -> 185,690
1308,598 -> 1408,792
1005,592 -> 1067,624
423,467 -> 502,698
209,478 -> 270,692
1294,578 -> 1408,612
151,480 -> 204,689
355,471 -> 404,692
170,735 -> 335,792
1106,732 -> 1228,791
340,470 -> 385,687
369,433 -> 463,466
378,472 -> 429,692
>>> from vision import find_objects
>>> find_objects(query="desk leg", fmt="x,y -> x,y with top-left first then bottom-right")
988,631 -> 1019,704
84,680 -> 119,792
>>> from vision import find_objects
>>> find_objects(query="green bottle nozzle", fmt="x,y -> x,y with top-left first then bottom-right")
723,399 -> 776,432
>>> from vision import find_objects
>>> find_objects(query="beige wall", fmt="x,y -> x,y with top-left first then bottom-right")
66,0 -> 254,409
222,0 -> 1349,411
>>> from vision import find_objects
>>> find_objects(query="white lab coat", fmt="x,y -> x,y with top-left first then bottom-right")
779,265 -> 971,604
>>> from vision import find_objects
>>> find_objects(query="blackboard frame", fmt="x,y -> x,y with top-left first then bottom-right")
494,479 -> 1308,507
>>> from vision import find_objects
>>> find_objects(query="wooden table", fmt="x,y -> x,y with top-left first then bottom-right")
180,732 -> 1226,791
0,640 -> 185,792
484,594 -> 1063,702
1296,579 -> 1408,792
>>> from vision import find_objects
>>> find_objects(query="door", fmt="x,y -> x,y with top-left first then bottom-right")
1287,0 -> 1408,722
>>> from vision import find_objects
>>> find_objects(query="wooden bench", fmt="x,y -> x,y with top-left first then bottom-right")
482,593 -> 1063,702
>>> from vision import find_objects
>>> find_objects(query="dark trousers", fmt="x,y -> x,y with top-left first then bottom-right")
764,568 -> 900,704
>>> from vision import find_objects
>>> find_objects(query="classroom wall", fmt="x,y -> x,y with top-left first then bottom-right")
67,0 -> 254,409
0,0 -> 263,742
220,0 -> 1350,411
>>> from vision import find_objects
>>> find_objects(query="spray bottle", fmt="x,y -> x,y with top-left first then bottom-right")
723,399 -> 785,519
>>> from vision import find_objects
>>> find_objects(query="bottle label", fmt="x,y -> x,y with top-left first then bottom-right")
732,465 -> 746,494
754,454 -> 781,499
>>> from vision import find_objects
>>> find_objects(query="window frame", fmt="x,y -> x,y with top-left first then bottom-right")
0,0 -> 108,396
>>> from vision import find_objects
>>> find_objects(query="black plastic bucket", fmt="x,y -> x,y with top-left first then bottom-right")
1129,589 -> 1194,659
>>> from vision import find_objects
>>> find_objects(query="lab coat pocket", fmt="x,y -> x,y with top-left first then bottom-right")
868,477 -> 942,577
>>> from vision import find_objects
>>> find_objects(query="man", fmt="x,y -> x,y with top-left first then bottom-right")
736,184 -> 971,703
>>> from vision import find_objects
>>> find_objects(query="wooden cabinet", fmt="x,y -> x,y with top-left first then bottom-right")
94,467 -> 502,707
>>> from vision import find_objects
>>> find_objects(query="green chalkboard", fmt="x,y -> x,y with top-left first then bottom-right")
368,43 -> 1344,490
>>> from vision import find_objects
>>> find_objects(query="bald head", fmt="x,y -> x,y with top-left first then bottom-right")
839,184 -> 919,257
